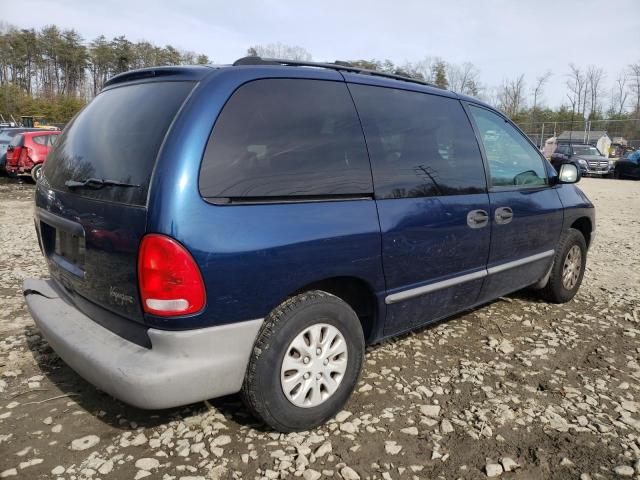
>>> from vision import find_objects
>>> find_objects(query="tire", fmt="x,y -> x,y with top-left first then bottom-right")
241,290 -> 365,432
31,164 -> 43,182
540,228 -> 587,303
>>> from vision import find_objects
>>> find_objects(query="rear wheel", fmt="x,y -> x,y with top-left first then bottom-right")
540,228 -> 587,303
31,164 -> 43,182
241,290 -> 364,432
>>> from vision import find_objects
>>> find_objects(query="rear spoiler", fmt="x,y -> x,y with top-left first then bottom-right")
103,66 -> 213,88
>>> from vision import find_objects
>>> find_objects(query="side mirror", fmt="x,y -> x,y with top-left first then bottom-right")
558,163 -> 579,184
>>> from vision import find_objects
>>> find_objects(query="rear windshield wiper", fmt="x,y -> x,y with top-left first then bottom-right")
64,178 -> 140,190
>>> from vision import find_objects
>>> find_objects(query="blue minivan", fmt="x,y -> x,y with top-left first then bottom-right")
24,57 -> 594,431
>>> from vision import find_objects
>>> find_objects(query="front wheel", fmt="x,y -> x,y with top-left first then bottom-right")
540,228 -> 587,303
241,290 -> 364,432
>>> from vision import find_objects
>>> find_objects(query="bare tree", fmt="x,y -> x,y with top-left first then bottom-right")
247,42 -> 312,61
566,64 -> 586,118
497,74 -> 526,117
610,71 -> 628,116
479,86 -> 499,108
586,65 -> 606,118
630,62 -> 640,115
565,92 -> 578,141
447,62 -> 481,96
531,70 -> 551,112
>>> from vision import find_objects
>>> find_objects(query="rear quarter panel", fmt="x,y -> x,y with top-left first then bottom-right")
27,136 -> 53,164
145,67 -> 386,330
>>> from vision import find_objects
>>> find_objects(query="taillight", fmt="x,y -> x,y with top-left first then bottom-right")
7,146 -> 20,165
138,234 -> 206,316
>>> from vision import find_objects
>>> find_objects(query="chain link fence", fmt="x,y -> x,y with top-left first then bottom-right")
516,118 -> 640,156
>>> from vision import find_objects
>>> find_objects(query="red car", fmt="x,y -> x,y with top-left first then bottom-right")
6,130 -> 61,181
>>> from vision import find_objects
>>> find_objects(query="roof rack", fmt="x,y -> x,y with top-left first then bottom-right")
233,56 -> 441,89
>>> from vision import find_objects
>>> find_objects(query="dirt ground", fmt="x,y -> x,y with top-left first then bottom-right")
0,177 -> 639,480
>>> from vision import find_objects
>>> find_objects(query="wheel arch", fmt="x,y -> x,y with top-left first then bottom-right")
570,216 -> 593,248
290,276 -> 380,344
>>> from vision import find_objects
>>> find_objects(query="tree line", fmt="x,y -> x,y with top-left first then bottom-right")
1,27 -> 639,136
0,23 -> 209,122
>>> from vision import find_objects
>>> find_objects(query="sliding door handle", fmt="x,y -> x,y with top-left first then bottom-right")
467,209 -> 489,229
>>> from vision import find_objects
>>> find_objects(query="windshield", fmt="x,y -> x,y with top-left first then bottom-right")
572,145 -> 601,156
43,81 -> 194,206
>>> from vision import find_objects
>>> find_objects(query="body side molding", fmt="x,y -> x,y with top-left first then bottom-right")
385,250 -> 555,305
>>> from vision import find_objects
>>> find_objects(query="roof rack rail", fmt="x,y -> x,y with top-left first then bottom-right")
232,56 -> 441,89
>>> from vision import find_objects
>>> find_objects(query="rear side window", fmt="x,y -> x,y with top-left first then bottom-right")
199,79 -> 372,200
349,84 -> 486,199
44,81 -> 194,206
32,135 -> 48,146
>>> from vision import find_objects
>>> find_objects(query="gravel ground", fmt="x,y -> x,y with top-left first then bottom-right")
1,177 -> 639,480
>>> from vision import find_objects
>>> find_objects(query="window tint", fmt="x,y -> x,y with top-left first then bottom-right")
469,106 -> 547,187
199,79 -> 372,199
349,84 -> 486,199
44,81 -> 194,206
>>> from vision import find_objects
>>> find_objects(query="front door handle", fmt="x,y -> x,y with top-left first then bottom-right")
467,209 -> 489,229
495,207 -> 514,224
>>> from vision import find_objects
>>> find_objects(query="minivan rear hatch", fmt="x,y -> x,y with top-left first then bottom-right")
36,80 -> 195,324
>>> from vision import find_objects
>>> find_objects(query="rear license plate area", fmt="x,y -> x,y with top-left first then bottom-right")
55,229 -> 86,267
40,220 -> 86,278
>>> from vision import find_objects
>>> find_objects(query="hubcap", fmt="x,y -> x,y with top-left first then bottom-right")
562,245 -> 582,290
280,323 -> 348,408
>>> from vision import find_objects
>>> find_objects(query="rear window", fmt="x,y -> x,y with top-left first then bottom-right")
44,81 -> 194,206
199,79 -> 372,201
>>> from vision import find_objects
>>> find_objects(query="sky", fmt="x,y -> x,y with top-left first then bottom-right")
4,0 -> 640,109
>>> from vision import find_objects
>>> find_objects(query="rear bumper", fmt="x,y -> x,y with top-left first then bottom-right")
24,278 -> 263,409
